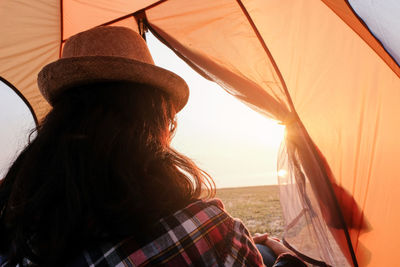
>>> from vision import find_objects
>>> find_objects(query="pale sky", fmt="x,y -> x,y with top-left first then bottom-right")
0,83 -> 36,178
0,33 -> 284,188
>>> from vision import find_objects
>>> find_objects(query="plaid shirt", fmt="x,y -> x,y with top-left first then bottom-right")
0,199 -> 307,266
67,199 -> 264,266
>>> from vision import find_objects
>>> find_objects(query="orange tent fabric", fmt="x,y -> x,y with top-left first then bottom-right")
1,1 -> 399,266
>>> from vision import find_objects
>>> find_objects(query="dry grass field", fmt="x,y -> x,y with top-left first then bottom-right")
216,185 -> 284,237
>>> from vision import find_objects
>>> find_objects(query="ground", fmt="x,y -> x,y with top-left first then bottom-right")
215,185 -> 284,237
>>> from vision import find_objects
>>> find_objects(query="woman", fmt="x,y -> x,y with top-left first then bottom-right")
0,26 -> 305,266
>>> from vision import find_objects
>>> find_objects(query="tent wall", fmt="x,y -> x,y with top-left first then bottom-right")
0,0 -> 59,121
62,0 -> 158,40
229,0 -> 400,266
0,0 -> 161,122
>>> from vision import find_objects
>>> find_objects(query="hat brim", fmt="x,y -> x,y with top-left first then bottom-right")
37,56 -> 189,112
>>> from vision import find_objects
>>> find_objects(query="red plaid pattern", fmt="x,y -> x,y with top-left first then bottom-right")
67,199 -> 264,266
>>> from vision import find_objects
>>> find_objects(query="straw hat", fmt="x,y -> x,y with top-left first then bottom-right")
38,26 -> 189,112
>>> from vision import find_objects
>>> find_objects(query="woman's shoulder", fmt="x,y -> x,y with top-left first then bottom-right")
166,198 -> 230,229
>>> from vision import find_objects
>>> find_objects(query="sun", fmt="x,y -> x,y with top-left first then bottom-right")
277,169 -> 288,178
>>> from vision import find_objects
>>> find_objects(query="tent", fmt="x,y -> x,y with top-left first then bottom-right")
1,1 -> 399,266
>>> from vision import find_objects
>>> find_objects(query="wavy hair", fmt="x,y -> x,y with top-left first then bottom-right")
0,82 -> 215,265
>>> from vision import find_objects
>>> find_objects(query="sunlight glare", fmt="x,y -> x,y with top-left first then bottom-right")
277,169 -> 288,178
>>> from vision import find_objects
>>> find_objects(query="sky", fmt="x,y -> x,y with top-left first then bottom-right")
0,33 -> 285,188
0,82 -> 36,178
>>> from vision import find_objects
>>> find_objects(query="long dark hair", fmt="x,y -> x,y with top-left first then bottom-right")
0,82 -> 214,265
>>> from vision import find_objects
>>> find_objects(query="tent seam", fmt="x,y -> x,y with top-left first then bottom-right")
59,0 -> 63,57
99,0 -> 167,28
